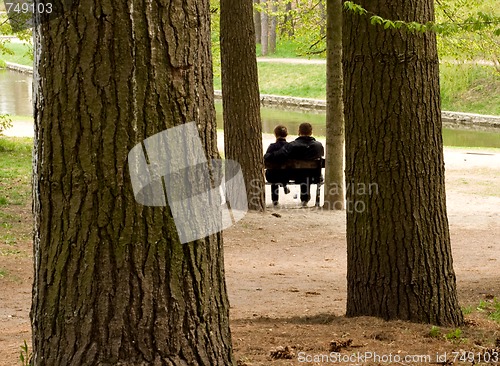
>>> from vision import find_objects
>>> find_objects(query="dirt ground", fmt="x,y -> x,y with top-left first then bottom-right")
1,145 -> 499,365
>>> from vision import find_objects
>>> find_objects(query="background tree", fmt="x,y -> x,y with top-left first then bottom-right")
221,0 -> 266,211
282,1 -> 295,37
254,0 -> 262,44
323,0 -> 344,210
31,0 -> 235,364
261,0 -> 270,55
269,1 -> 278,54
343,0 -> 464,325
435,0 -> 500,69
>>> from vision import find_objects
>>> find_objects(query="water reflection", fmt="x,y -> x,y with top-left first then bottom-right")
0,69 -> 32,116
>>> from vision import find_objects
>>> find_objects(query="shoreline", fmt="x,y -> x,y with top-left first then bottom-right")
2,62 -> 500,131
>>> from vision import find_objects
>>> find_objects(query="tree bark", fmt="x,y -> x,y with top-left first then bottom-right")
254,0 -> 262,44
221,0 -> 266,211
318,0 -> 326,36
323,0 -> 344,210
269,2 -> 278,54
31,0 -> 235,364
260,0 -> 269,56
343,0 -> 464,326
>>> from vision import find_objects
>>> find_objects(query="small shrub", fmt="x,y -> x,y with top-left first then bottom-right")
462,305 -> 474,315
489,299 -> 500,322
0,114 -> 12,136
19,340 -> 31,366
429,326 -> 441,338
445,328 -> 463,340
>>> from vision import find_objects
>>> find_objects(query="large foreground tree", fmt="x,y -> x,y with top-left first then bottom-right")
221,0 -> 265,211
31,0 -> 234,364
343,0 -> 464,325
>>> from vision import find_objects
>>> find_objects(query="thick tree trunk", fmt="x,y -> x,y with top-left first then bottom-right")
269,2 -> 278,54
221,0 -> 266,211
343,0 -> 464,326
31,0 -> 235,364
323,0 -> 344,210
254,0 -> 262,44
260,0 -> 269,56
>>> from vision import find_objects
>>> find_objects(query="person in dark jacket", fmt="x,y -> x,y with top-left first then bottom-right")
265,125 -> 291,206
265,122 -> 324,206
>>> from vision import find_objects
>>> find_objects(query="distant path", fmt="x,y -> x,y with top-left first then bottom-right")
257,57 -> 496,66
257,57 -> 325,65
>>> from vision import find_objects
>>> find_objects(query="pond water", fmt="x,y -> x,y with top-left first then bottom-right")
0,69 -> 32,116
214,102 -> 500,149
1,70 -> 499,149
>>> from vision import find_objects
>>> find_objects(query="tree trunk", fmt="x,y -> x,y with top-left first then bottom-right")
282,1 -> 294,37
31,0 -> 235,365
221,0 -> 266,212
343,0 -> 464,326
318,0 -> 326,36
260,0 -> 269,56
254,0 -> 262,44
323,0 -> 344,210
269,2 -> 278,54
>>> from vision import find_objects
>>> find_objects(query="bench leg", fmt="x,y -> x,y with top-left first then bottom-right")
315,184 -> 321,207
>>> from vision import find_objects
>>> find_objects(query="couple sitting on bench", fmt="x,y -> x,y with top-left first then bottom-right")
264,122 -> 324,207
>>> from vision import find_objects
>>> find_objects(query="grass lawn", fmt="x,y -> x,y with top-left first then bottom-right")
2,40 -> 499,116
0,137 -> 32,206
440,62 -> 500,116
0,42 -> 32,66
214,60 -> 499,116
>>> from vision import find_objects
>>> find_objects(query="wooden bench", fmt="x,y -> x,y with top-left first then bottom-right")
264,158 -> 325,207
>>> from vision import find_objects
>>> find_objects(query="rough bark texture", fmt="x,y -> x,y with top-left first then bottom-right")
324,0 -> 345,210
254,0 -> 262,44
343,0 -> 464,326
31,0 -> 235,365
221,0 -> 266,211
260,0 -> 269,56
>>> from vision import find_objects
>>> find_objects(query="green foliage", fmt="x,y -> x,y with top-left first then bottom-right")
0,41 -> 33,66
476,298 -> 500,322
1,10 -> 34,65
0,114 -> 13,136
343,1 -> 367,16
19,340 -> 31,366
428,325 -> 441,338
210,0 -> 221,78
343,0 -> 500,67
445,328 -> 463,340
462,305 -> 474,315
253,0 -> 327,56
436,0 -> 500,66
440,62 -> 500,115
490,300 -> 500,322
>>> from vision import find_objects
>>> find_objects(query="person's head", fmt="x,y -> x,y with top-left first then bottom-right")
274,125 -> 288,139
298,122 -> 313,136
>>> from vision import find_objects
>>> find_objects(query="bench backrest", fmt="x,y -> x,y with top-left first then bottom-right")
264,158 -> 325,170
